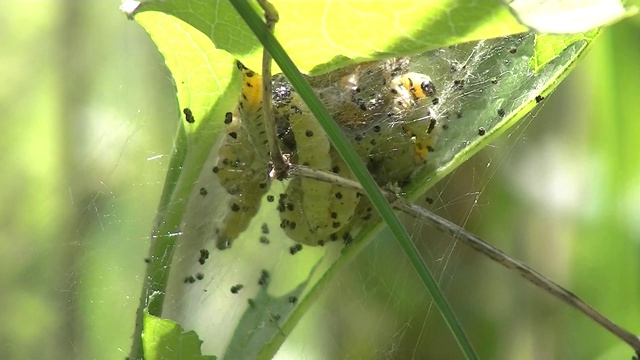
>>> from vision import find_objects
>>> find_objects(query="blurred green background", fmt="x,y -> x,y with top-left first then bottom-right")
1,1 -> 639,359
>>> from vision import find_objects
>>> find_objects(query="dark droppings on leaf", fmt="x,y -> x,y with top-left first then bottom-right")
230,284 -> 244,294
184,275 -> 196,284
183,108 -> 195,123
425,197 -> 434,205
196,273 -> 204,280
535,95 -> 545,103
497,108 -> 506,118
199,187 -> 208,197
478,127 -> 486,136
289,243 -> 303,255
198,249 -> 209,265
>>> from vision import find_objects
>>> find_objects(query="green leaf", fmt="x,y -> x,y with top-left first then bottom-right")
224,268 -> 315,359
128,10 -> 242,360
404,33 -> 594,199
128,0 -> 529,74
142,312 -> 216,360
135,11 -> 241,138
531,32 -> 599,74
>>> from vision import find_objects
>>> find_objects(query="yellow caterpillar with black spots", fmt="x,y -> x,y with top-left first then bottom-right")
213,59 -> 439,248
213,62 -> 270,249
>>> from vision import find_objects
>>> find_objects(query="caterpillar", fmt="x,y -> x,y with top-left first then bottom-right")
213,59 -> 438,248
